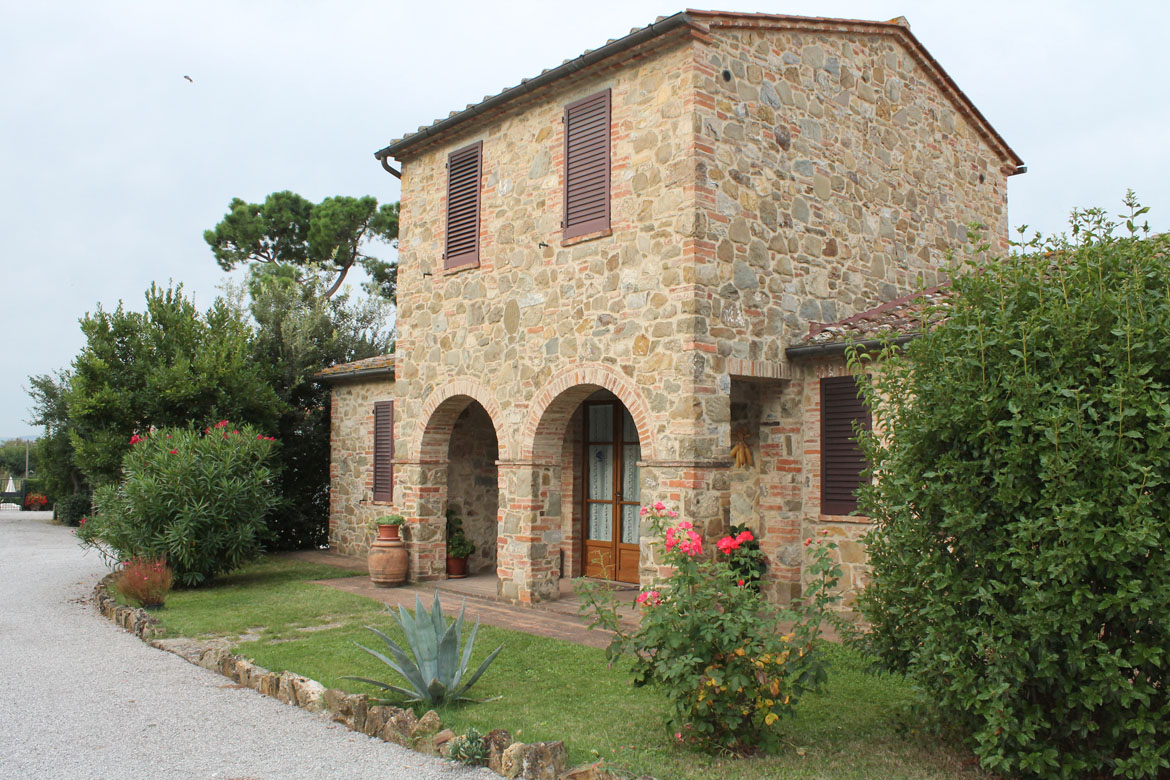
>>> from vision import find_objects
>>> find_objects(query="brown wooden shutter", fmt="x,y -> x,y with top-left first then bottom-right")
820,376 -> 871,515
444,141 -> 482,269
563,89 -> 611,240
373,401 -> 394,503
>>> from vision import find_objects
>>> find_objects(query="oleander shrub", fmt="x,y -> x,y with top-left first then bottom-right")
854,197 -> 1170,779
56,492 -> 91,526
78,421 -> 278,587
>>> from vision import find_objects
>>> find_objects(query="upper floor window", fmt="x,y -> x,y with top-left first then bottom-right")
444,141 -> 482,270
820,375 -> 871,515
563,89 -> 611,240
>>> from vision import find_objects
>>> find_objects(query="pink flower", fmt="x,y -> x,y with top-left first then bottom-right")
678,520 -> 693,530
803,538 -> 812,546
667,510 -> 678,518
654,501 -> 666,512
214,420 -> 229,429
664,527 -> 677,551
636,590 -> 662,607
129,434 -> 143,445
717,536 -> 738,555
640,506 -> 648,516
736,531 -> 754,544
232,429 -> 239,435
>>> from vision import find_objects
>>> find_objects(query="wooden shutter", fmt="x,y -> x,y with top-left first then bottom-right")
373,401 -> 394,503
563,89 -> 611,240
444,141 -> 482,269
820,376 -> 871,515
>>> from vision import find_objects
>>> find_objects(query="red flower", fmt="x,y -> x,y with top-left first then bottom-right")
168,449 -> 178,455
737,579 -> 745,587
735,530 -> 754,544
79,517 -> 87,526
214,420 -> 229,429
716,536 -> 739,555
129,434 -> 143,445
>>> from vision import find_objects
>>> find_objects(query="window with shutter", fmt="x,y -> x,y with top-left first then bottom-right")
820,376 -> 871,515
373,401 -> 394,503
444,141 -> 482,270
563,89 -> 611,240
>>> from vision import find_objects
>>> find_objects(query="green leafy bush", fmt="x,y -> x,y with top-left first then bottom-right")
78,422 -> 278,586
855,198 -> 1170,779
579,503 -> 840,754
447,727 -> 487,765
56,493 -> 91,526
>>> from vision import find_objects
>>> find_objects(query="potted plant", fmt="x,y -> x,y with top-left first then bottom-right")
368,514 -> 408,587
446,507 -> 475,578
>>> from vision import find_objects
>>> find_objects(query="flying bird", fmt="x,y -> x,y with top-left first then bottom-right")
183,75 -> 193,83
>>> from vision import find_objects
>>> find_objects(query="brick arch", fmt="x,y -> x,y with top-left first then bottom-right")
411,380 -> 506,463
522,363 -> 655,463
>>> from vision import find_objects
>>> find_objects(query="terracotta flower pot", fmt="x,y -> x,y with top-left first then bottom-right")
369,524 -> 407,587
446,555 -> 469,579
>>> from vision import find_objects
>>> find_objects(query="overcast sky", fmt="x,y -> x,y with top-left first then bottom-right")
2,1 -> 1167,439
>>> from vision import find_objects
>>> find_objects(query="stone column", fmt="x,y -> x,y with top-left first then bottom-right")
756,380 -> 804,604
637,459 -> 732,583
496,461 -> 563,604
394,460 -> 447,582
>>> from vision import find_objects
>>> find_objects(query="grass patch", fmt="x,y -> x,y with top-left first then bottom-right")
151,555 -> 988,780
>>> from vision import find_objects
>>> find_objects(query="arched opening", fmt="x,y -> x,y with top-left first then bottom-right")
446,402 -> 499,576
529,384 -> 649,585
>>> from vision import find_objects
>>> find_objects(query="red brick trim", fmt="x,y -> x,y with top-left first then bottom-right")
411,379 -> 506,463
521,362 -> 654,462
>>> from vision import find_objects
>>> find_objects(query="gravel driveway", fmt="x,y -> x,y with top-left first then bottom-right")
0,512 -> 496,780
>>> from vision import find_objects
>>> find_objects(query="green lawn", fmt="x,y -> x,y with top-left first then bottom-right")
150,556 -> 987,780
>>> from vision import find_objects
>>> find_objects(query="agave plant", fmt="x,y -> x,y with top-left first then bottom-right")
343,593 -> 503,705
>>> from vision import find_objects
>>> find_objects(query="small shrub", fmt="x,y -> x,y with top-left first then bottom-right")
445,506 -> 475,558
447,727 -> 487,765
116,556 -> 174,607
78,421 -> 278,587
56,493 -> 91,526
578,503 -> 841,754
723,523 -> 766,590
23,492 -> 48,511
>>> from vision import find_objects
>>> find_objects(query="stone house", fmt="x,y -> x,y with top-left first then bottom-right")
319,10 -> 1023,605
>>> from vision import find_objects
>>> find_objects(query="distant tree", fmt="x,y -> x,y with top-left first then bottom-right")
27,371 -> 85,502
0,439 -> 32,479
236,268 -> 392,549
65,283 -> 282,484
204,192 -> 399,301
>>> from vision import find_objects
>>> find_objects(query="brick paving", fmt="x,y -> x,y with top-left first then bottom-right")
282,550 -> 639,649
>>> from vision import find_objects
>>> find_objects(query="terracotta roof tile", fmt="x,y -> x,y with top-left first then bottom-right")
314,354 -> 395,380
798,284 -> 953,346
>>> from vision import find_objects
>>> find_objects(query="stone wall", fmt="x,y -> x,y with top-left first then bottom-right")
327,377 -> 395,558
690,23 -> 1010,395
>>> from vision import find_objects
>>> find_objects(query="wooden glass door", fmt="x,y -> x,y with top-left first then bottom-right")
582,401 -> 641,582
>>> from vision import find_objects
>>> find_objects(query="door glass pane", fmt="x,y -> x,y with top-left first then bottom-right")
622,407 -> 639,443
588,404 -> 613,442
620,504 -> 641,545
588,445 -> 613,500
587,503 -> 612,541
622,444 -> 641,502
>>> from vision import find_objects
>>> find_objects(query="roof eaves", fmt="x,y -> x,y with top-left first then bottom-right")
375,11 -> 700,160
314,365 -> 395,384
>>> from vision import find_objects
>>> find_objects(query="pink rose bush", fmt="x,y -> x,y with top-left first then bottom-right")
577,501 -> 842,754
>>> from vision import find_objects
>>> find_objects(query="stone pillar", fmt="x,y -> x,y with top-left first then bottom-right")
394,461 -> 447,582
637,459 -> 732,583
757,380 -> 804,604
496,461 -> 563,604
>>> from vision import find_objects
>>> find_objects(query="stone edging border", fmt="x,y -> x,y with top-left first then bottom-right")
91,573 -> 614,780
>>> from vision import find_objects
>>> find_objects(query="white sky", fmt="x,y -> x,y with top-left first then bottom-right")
2,1 -> 1167,439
